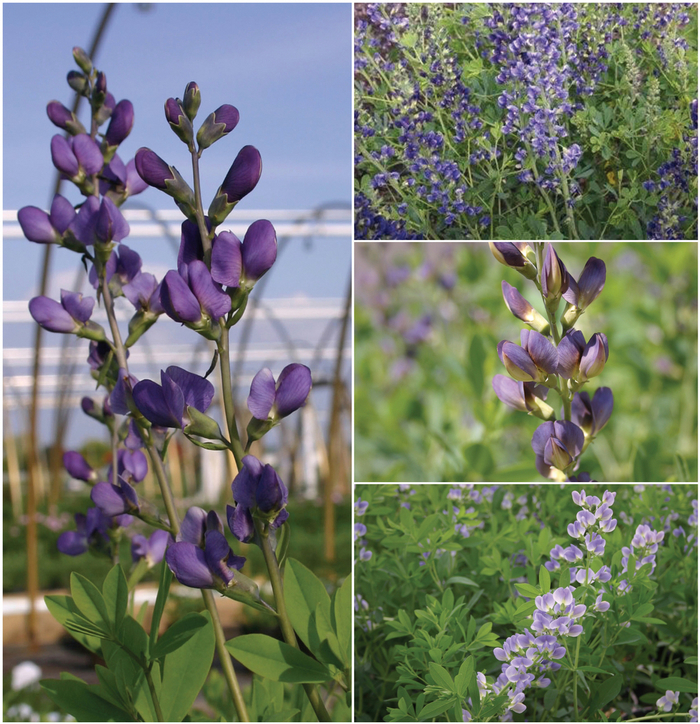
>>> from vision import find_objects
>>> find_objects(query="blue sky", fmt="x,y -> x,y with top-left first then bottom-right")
3,2 -> 352,301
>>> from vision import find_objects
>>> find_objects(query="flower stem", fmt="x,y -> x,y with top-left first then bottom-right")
573,634 -> 582,720
144,665 -> 165,722
217,321 -> 244,469
99,280 -> 249,723
190,147 -> 213,265
257,522 -> 332,722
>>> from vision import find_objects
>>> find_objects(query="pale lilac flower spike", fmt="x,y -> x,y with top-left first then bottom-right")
657,690 -> 679,712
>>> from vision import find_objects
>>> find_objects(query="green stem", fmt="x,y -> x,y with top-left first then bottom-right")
144,665 -> 165,722
217,322 -> 244,469
257,522 -> 332,722
573,634 -> 581,720
190,147 -> 213,265
202,589 -> 250,723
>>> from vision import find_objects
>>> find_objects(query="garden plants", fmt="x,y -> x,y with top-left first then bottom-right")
355,3 -> 698,240
19,48 -> 350,722
354,483 -> 698,722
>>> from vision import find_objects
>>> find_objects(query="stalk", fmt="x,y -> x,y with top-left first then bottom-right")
217,322 -> 245,469
257,521 -> 332,722
100,278 -> 250,723
190,146 -> 213,265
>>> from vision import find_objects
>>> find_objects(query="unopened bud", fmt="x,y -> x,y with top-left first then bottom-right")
183,81 -> 201,121
67,71 -> 88,95
72,47 -> 92,74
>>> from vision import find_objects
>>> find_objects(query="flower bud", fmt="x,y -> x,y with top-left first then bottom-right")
46,101 -> 86,135
63,451 -> 97,483
134,147 -> 197,218
578,333 -> 608,381
241,219 -> 277,286
501,281 -> 550,334
72,47 -> 92,74
541,244 -> 569,310
197,105 -> 240,150
489,242 -> 537,279
104,100 -> 134,151
67,71 -> 88,95
208,145 -> 262,225
94,93 -> 116,127
183,81 -> 201,121
165,98 -> 194,146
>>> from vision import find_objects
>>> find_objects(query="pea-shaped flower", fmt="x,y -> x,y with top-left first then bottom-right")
497,329 -> 558,383
489,242 -> 537,279
208,145 -> 263,225
571,387 -> 613,438
70,195 -> 130,246
563,257 -> 606,312
18,194 -> 76,245
160,261 -> 231,326
532,420 -> 584,478
29,290 -> 104,341
91,477 -> 140,517
50,133 -> 104,182
491,375 -> 555,420
227,456 -> 289,543
132,366 -> 215,429
131,529 -> 172,568
248,364 -> 312,422
557,330 -> 609,382
501,281 -> 550,334
57,508 -> 110,556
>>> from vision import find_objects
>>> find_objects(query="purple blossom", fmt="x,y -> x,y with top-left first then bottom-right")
247,364 -> 312,421
131,529 -> 172,567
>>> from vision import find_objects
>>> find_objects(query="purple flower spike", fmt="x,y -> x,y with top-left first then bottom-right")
241,219 -> 277,284
132,366 -> 214,429
579,333 -> 609,381
104,99 -> 134,147
571,387 -> 613,437
63,451 -> 96,482
220,145 -> 263,204
91,478 -> 139,517
247,363 -> 312,421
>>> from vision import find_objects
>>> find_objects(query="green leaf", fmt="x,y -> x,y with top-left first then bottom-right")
284,558 -> 332,655
578,666 -> 613,674
418,697 -> 457,721
455,656 -> 474,698
275,521 -> 291,570
684,656 -> 698,665
514,583 -> 541,598
118,615 -> 149,661
539,565 -> 551,593
41,677 -> 133,722
656,676 -> 698,693
429,663 -> 455,692
631,603 -> 655,620
311,601 -> 344,669
446,576 -> 479,588
71,572 -> 111,633
225,634 -> 331,683
45,595 -> 105,652
332,576 -> 351,666
102,565 -> 128,634
589,673 -> 623,713
160,611 -> 215,722
150,560 -> 173,650
151,613 -> 208,659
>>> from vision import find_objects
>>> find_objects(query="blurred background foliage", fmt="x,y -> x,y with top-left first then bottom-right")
355,242 -> 698,482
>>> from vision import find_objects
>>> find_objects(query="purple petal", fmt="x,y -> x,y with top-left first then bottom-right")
166,541 -> 215,588
531,422 -> 555,457
177,219 -> 206,274
160,370 -> 187,427
220,145 -> 263,203
121,449 -> 148,482
51,135 -> 79,176
522,330 -> 558,374
579,333 -> 608,380
60,290 -> 94,323
132,534 -> 149,562
241,219 -> 277,282
590,387 -> 613,436
160,270 -> 202,323
164,366 -> 214,414
272,509 -> 289,530
502,280 -> 535,322
187,260 -> 231,319
204,529 -> 235,586
134,147 -> 173,190
63,451 -> 94,481
256,465 -> 287,513
492,374 -> 527,411
69,195 -> 100,246
274,364 -> 312,417
555,420 -> 585,457
104,99 -> 134,147
557,329 -> 586,379
178,507 -> 208,546
49,194 -> 76,234
29,296 -> 76,333
147,530 -> 172,565
123,272 -> 158,309
125,159 -> 148,196
91,481 -> 131,516
577,258 -> 606,310
72,134 -> 104,175
544,437 -> 573,470
211,231 -> 242,287
562,272 -> 579,305
231,456 -> 262,508
247,368 -> 276,420
501,341 -> 538,381
213,104 -> 240,133
47,100 -> 74,129
18,206 -> 58,244
110,368 -> 138,415
98,197 -> 130,243
132,379 -> 183,428
57,531 -> 88,556
227,504 -> 255,543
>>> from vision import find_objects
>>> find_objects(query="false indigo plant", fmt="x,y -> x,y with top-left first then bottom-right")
491,242 -> 613,481
22,49 -> 349,723
355,483 -> 698,723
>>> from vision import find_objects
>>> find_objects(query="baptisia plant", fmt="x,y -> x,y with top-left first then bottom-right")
491,242 -> 612,481
22,48 -> 349,723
